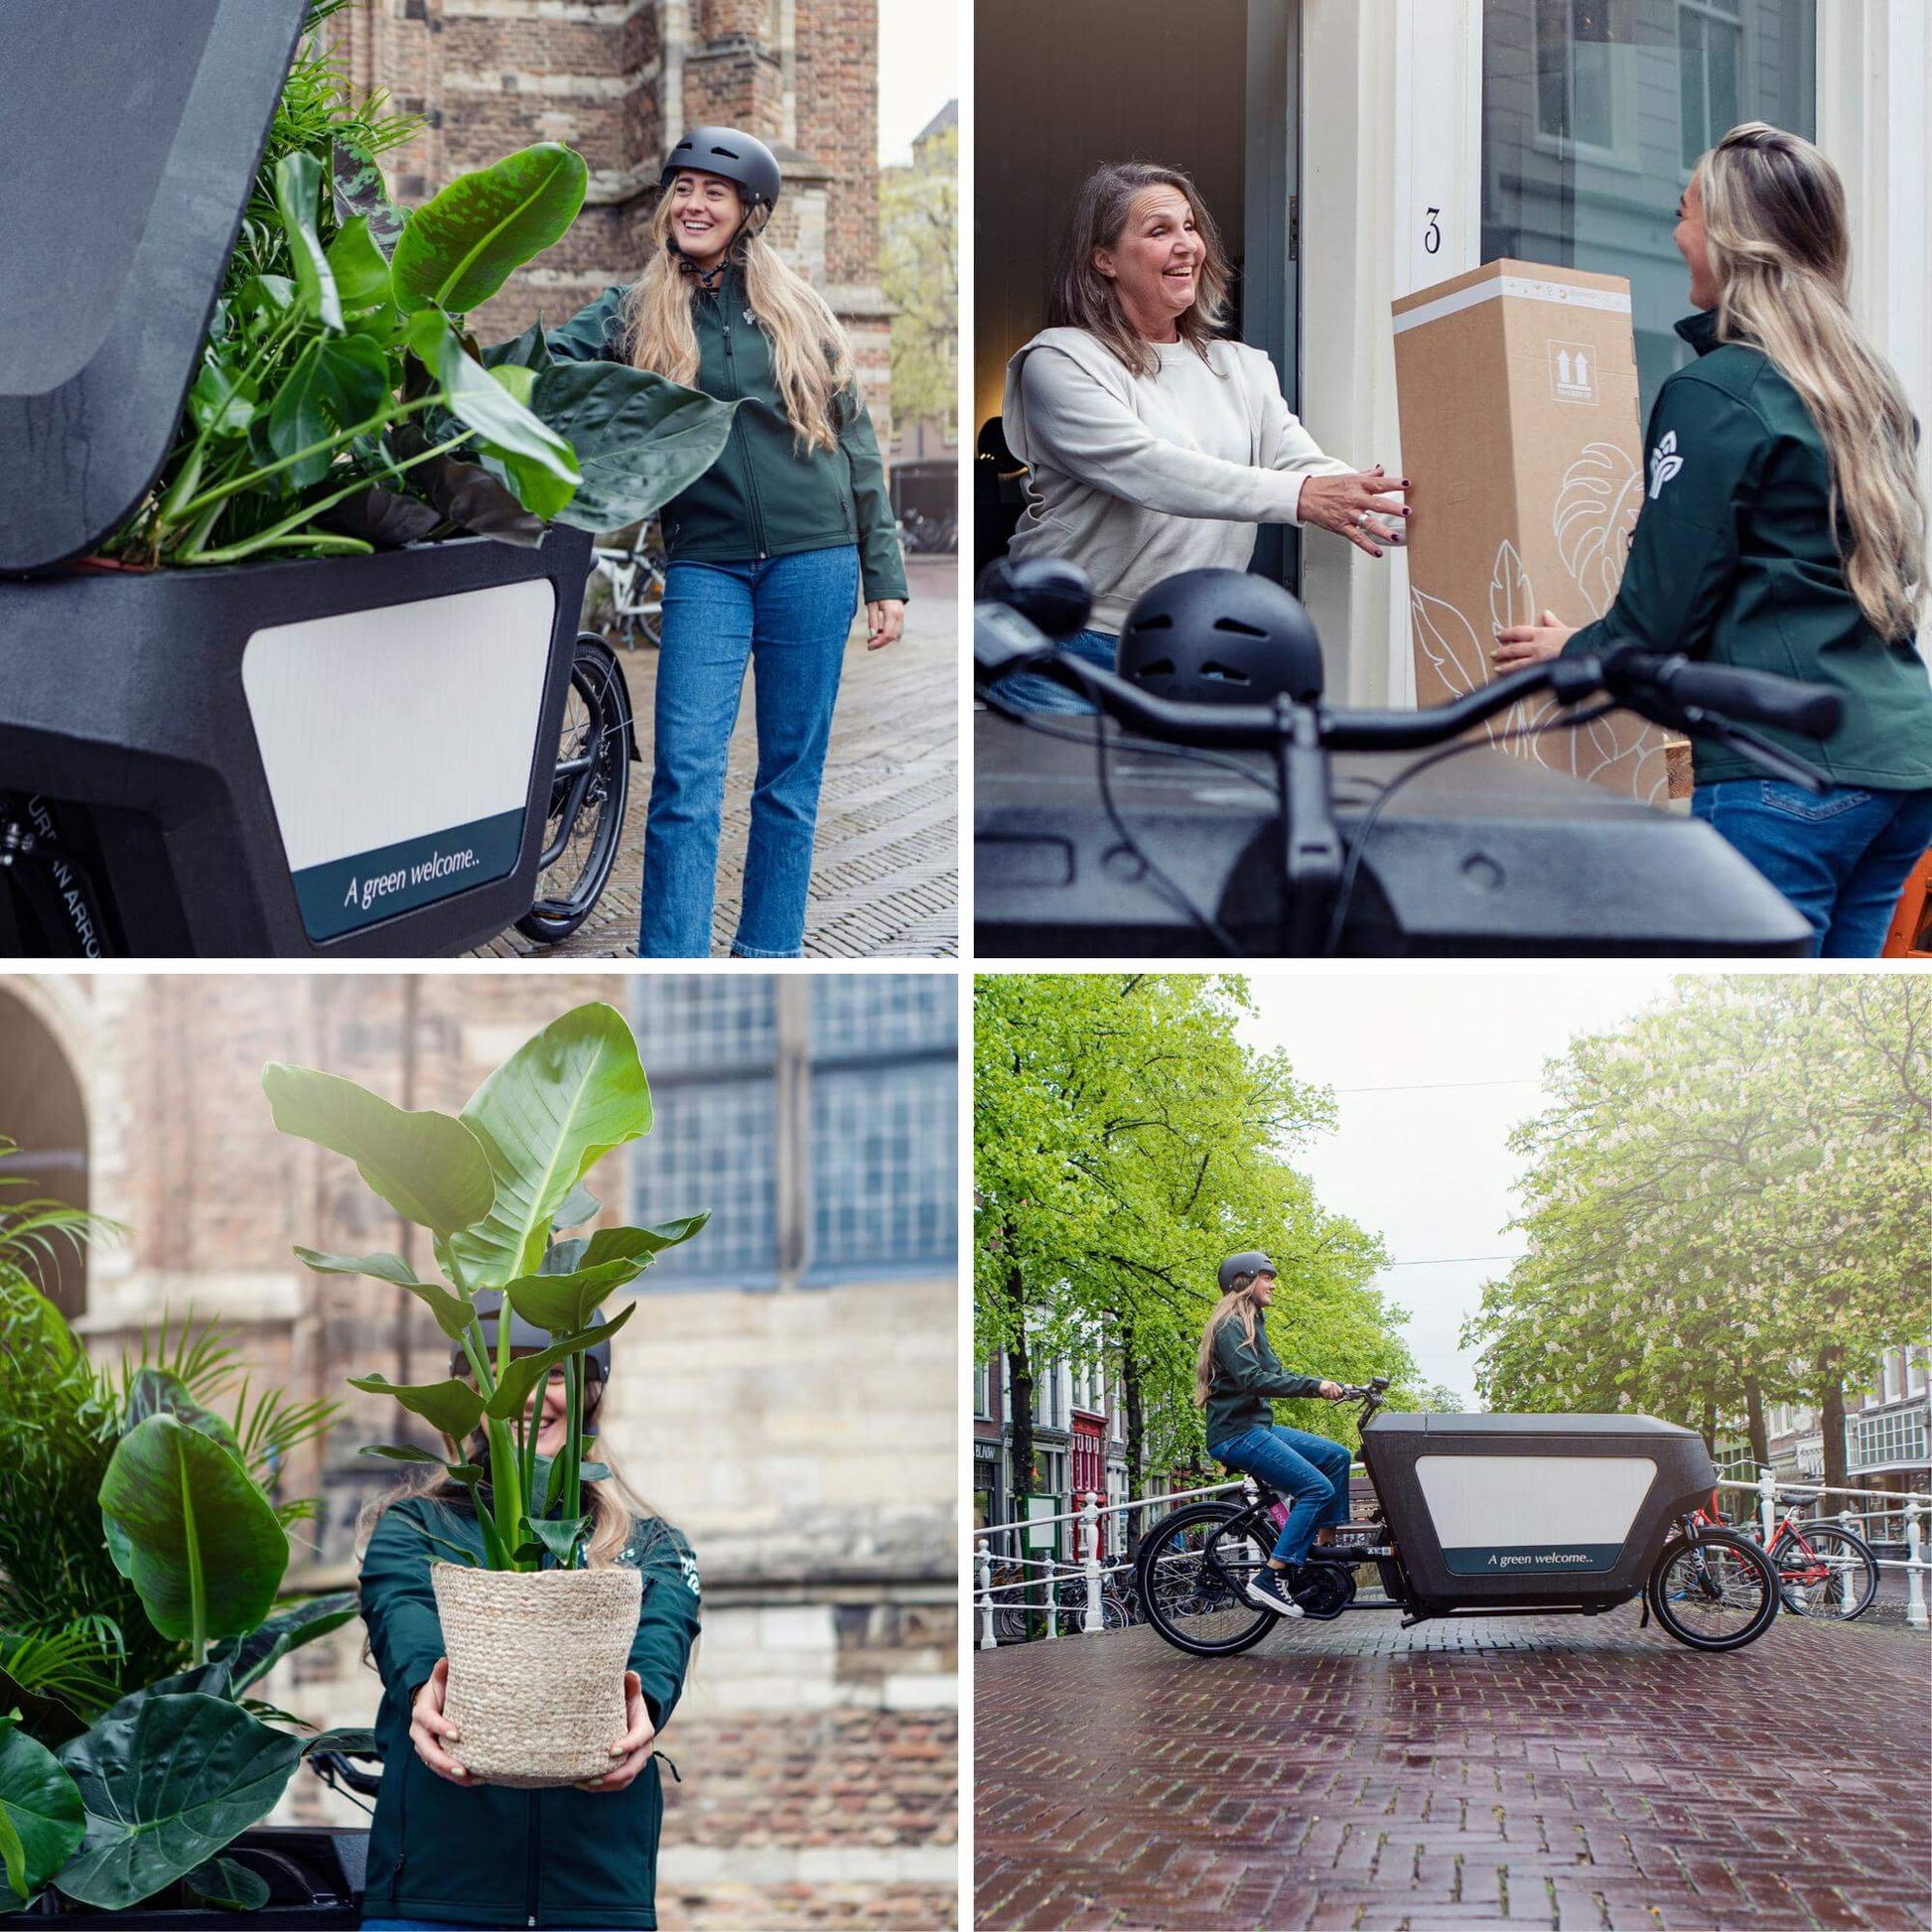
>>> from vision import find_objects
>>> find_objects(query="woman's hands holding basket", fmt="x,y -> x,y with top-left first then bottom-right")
575,1669 -> 657,1792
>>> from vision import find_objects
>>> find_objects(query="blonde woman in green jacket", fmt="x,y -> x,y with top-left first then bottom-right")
1497,124 -> 1932,956
548,128 -> 908,958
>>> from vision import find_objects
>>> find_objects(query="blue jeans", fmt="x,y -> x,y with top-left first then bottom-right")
639,545 -> 860,958
1209,1424 -> 1353,1566
987,626 -> 1118,715
1693,779 -> 1932,957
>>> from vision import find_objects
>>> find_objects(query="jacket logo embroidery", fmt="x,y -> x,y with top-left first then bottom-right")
1648,430 -> 1684,499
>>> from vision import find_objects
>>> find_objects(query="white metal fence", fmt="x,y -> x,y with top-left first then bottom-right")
973,1467 -> 1930,1649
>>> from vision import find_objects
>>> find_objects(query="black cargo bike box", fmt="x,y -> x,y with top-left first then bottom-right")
0,0 -> 593,957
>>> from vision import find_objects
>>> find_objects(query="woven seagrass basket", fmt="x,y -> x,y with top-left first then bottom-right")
431,1561 -> 640,1787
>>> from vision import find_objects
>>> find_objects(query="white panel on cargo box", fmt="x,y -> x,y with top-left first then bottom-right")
241,577 -> 557,872
1415,1454 -> 1654,1549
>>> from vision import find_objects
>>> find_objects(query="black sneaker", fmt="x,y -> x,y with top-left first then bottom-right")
1242,1569 -> 1306,1617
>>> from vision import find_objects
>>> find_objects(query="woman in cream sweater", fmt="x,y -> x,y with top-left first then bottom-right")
998,161 -> 1409,711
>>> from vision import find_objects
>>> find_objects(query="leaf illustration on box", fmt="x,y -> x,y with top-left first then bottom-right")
1410,588 -> 1483,700
1488,538 -> 1535,636
1554,442 -> 1643,617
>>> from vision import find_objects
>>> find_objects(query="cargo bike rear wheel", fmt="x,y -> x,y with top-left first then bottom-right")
1645,1528 -> 1780,1652
515,632 -> 633,945
1135,1501 -> 1281,1656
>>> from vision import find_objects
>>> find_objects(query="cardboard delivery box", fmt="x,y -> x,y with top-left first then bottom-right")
1393,260 -> 1678,805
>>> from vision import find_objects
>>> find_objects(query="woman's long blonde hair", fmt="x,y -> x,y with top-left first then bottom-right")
621,191 -> 853,455
1695,123 -> 1925,640
1192,1273 -> 1270,1408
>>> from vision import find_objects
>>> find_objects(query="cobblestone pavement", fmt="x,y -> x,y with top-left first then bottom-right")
472,553 -> 957,959
975,1612 -> 1931,1931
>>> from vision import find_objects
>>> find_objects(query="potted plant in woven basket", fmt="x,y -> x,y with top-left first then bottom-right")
261,1000 -> 706,1788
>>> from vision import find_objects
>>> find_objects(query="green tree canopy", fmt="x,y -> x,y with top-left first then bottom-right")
1462,976 -> 1929,1490
880,123 -> 957,432
975,975 -> 1422,1500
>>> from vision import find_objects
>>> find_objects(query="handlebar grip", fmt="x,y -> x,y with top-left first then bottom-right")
1613,650 -> 1843,739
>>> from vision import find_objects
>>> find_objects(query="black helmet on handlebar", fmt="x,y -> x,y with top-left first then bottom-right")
1217,1250 -> 1277,1293
1118,569 -> 1325,706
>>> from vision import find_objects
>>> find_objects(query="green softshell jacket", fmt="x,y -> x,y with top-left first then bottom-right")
1203,1314 -> 1323,1450
1564,309 -> 1932,789
359,1495 -> 702,1929
547,277 -> 909,605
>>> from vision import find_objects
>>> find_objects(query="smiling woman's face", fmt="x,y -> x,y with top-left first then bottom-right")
1093,186 -> 1205,341
668,169 -> 745,266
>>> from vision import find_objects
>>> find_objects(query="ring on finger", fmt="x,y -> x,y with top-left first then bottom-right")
1354,510 -> 1371,530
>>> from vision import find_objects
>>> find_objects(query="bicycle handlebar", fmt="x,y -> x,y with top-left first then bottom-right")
977,603 -> 1843,757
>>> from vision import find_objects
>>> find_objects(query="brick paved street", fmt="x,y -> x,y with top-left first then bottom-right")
472,553 -> 958,959
975,1613 -> 1931,1931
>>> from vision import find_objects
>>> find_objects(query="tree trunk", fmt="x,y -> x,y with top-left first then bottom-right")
1700,1396 -> 1718,1458
1819,1373 -> 1849,1496
1122,1329 -> 1146,1558
1743,1379 -> 1769,1469
1003,1257 -> 1035,1533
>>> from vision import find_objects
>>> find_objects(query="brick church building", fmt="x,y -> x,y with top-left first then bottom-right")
322,0 -> 895,447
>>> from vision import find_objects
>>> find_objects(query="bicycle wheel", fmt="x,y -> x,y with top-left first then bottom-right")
1135,1501 -> 1278,1657
514,634 -> 631,945
1767,1523 -> 1880,1620
1645,1529 -> 1781,1652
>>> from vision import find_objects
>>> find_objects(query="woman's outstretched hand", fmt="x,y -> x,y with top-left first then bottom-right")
1492,610 -> 1577,670
867,599 -> 905,650
411,1658 -> 479,1786
1298,468 -> 1410,557
1317,1381 -> 1346,1400
576,1670 -> 657,1793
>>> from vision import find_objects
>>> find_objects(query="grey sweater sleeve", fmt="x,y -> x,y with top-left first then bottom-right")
1018,346 -> 1313,524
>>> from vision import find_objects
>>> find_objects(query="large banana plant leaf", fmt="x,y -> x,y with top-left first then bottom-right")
260,1065 -> 496,1239
53,1694 -> 302,1911
391,142 -> 587,316
0,1718 -> 84,1907
120,1367 -> 242,1460
446,1004 -> 655,1288
501,1257 -> 645,1336
97,1417 -> 289,1648
293,1247 -> 474,1341
207,1592 -> 359,1698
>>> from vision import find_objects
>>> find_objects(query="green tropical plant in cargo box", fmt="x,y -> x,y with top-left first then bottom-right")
109,0 -> 734,569
0,1153 -> 365,1916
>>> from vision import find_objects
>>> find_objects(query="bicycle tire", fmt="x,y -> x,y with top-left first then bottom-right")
1645,1529 -> 1781,1652
1767,1523 -> 1880,1621
1135,1501 -> 1279,1657
514,633 -> 631,945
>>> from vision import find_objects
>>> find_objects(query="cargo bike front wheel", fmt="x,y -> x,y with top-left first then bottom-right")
1645,1528 -> 1781,1652
1135,1501 -> 1280,1657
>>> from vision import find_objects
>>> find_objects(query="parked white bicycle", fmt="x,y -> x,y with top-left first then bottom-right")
587,519 -> 667,648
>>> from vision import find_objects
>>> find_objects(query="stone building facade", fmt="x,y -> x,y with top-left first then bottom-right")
322,0 -> 894,443
0,972 -> 956,1929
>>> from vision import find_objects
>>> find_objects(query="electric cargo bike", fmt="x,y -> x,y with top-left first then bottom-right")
1136,1380 -> 1782,1657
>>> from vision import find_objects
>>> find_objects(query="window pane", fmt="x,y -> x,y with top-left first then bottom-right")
1483,0 -> 1816,425
632,976 -> 776,1074
630,1072 -> 777,1283
811,1057 -> 958,1276
810,975 -> 955,1058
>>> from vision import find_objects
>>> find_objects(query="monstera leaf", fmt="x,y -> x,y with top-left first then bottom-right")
54,1695 -> 302,1911
1554,441 -> 1642,619
446,1004 -> 656,1288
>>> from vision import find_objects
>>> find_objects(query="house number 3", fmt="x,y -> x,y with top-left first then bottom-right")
1424,207 -> 1442,255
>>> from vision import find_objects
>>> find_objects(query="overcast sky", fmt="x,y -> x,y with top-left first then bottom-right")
1239,970 -> 1682,1409
878,0 -> 959,167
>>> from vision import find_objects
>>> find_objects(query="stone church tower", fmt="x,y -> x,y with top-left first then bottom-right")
324,0 -> 893,440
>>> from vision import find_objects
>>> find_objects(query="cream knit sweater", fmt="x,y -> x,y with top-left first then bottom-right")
1002,327 -> 1352,631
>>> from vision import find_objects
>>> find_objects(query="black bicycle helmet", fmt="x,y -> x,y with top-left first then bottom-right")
661,125 -> 782,212
450,1292 -> 615,1384
1118,568 -> 1325,705
1218,1251 -> 1277,1294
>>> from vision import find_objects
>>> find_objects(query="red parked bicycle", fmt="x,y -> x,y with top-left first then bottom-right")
1692,1489 -> 1880,1621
